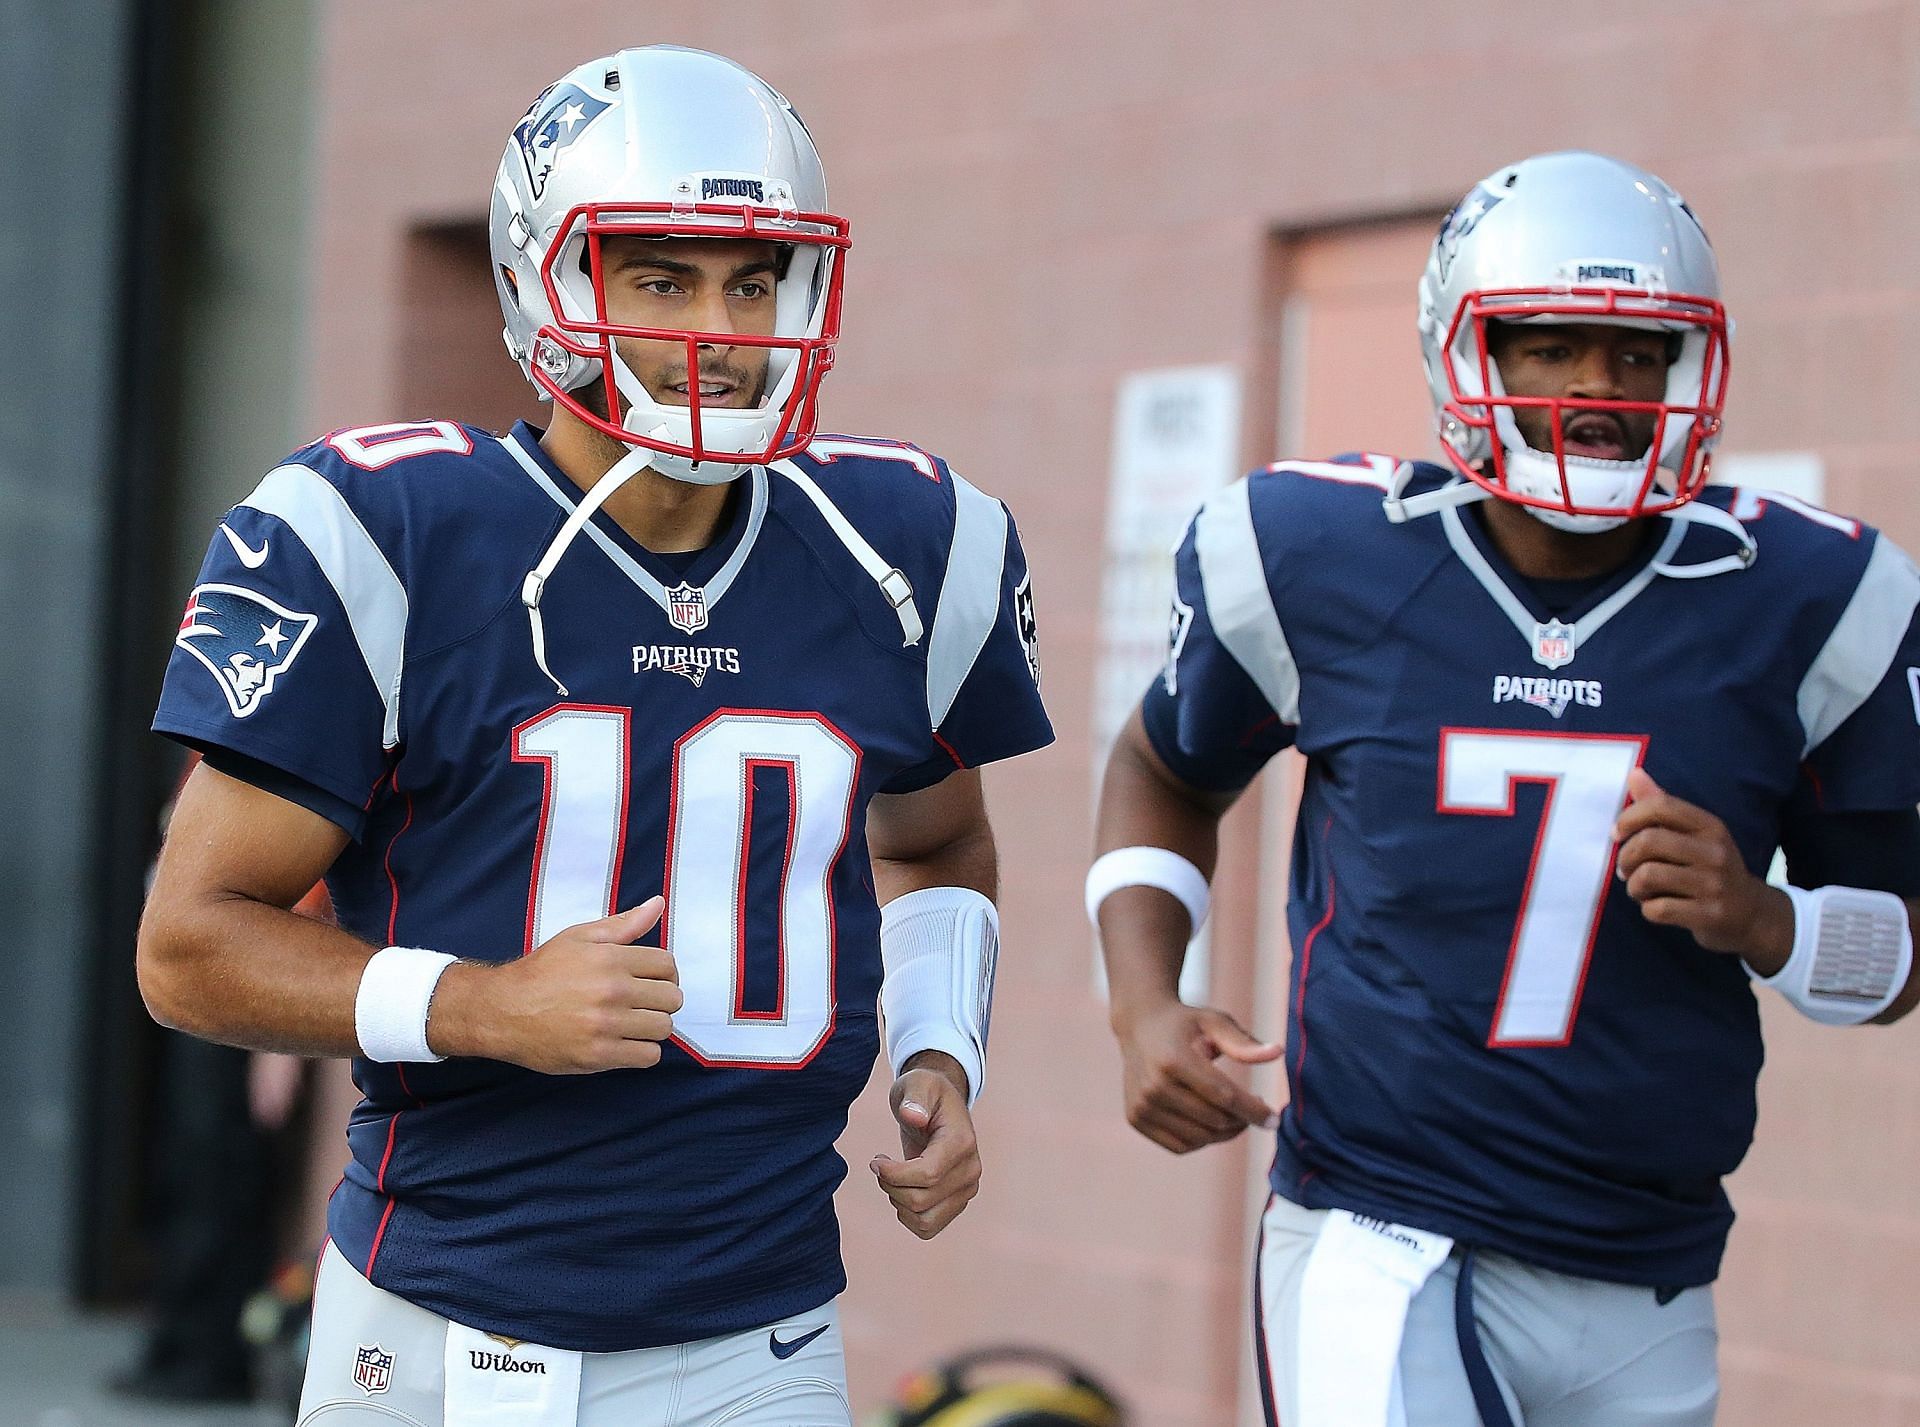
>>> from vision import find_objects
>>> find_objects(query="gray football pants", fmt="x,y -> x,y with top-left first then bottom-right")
1256,1195 -> 1720,1426
297,1242 -> 852,1427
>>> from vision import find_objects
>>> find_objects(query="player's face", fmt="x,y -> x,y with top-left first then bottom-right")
1487,322 -> 1673,462
599,237 -> 780,409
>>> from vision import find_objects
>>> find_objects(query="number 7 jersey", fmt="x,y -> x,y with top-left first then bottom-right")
153,420 -> 1053,1351
1142,455 -> 1920,1288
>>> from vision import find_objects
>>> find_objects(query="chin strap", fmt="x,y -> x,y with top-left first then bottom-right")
522,440 -> 662,696
1649,499 -> 1756,578
1383,461 -> 1491,524
770,459 -> 924,646
1383,461 -> 1757,578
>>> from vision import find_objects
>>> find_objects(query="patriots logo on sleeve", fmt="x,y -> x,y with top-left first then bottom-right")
1015,574 -> 1041,688
512,83 -> 611,200
175,584 -> 319,718
1163,592 -> 1194,696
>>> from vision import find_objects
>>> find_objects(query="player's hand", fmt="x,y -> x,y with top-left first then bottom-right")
1614,768 -> 1794,972
870,1052 -> 980,1240
429,897 -> 683,1073
1111,998 -> 1281,1154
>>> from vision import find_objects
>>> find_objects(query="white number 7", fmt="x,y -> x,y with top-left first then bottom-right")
1438,729 -> 1646,1047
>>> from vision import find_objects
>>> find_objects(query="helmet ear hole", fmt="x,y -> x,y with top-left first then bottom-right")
499,266 -> 520,308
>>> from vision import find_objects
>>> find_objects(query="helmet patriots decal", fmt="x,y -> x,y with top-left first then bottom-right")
1434,183 -> 1505,285
175,584 -> 319,718
512,83 -> 612,201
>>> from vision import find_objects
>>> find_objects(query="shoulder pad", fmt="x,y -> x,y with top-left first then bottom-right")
779,434 -> 968,584
793,434 -> 949,486
234,422 -> 541,686
783,434 -> 960,526
291,420 -> 495,483
1694,483 -> 1866,546
1258,452 -> 1410,492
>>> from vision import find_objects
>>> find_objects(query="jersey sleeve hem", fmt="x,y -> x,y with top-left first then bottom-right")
195,744 -> 369,839
153,714 -> 381,840
929,721 -> 1057,777
1140,695 -> 1262,794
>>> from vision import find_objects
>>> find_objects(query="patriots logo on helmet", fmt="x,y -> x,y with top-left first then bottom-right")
1435,183 -> 1506,284
175,583 -> 319,718
513,83 -> 612,201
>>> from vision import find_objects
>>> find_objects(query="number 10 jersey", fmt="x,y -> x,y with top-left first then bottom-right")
153,420 -> 1053,1351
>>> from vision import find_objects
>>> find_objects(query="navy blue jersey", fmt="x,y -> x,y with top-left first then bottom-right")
154,420 -> 1052,1350
1143,455 -> 1920,1287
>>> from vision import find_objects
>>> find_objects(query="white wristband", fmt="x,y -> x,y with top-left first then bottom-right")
879,886 -> 999,1104
355,946 -> 458,1062
1085,846 -> 1210,935
1751,884 -> 1913,1026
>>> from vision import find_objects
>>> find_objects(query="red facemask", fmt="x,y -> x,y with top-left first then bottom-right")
529,200 -> 850,467
1437,285 -> 1730,522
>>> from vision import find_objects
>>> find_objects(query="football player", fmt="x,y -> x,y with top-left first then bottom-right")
140,45 -> 1051,1426
1090,151 -> 1920,1426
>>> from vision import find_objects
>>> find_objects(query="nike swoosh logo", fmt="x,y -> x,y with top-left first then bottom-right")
768,1323 -> 829,1359
219,523 -> 270,568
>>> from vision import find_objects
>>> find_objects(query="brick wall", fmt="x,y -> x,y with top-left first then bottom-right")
305,2 -> 1920,1419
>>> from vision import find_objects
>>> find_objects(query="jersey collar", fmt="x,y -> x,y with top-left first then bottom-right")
501,423 -> 767,620
1441,499 -> 1689,670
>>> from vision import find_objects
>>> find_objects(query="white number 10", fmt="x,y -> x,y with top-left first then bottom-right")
514,706 -> 857,1069
1438,729 -> 1645,1047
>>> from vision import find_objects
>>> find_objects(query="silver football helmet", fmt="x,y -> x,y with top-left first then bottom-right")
490,46 -> 849,485
1416,151 -> 1729,532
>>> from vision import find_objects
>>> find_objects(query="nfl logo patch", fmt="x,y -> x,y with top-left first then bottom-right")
1532,619 -> 1577,670
665,581 -> 709,636
354,1343 -> 394,1395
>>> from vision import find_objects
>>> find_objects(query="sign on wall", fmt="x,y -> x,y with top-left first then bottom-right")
1092,365 -> 1243,999
1710,450 -> 1826,506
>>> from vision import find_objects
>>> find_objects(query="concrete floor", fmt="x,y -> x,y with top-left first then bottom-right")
0,1292 -> 286,1427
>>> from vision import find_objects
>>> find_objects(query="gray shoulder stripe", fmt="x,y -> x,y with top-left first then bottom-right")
927,473 -> 1009,730
1194,478 -> 1299,724
241,464 -> 408,748
1799,536 -> 1920,756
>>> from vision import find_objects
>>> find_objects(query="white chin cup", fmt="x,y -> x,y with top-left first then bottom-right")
1497,435 -> 1641,534
606,344 -> 764,486
646,449 -> 752,486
